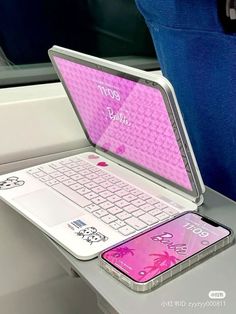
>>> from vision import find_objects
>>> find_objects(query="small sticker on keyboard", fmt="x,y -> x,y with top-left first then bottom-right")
71,219 -> 86,229
97,162 -> 108,167
76,226 -> 108,245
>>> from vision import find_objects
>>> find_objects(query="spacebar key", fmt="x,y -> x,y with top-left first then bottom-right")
53,183 -> 91,207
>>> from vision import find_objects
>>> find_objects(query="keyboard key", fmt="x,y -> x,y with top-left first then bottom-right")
108,185 -> 121,193
79,178 -> 90,184
101,181 -> 113,188
39,175 -> 52,182
123,194 -> 137,202
115,189 -> 129,197
60,159 -> 73,165
125,217 -> 147,230
57,175 -> 69,182
71,174 -> 83,181
119,225 -> 135,236
109,177 -> 120,184
149,208 -> 162,216
139,213 -> 158,225
28,168 -> 41,175
116,200 -> 130,208
155,203 -> 168,210
131,189 -> 143,196
116,212 -> 132,220
92,196 -> 106,205
64,170 -> 77,176
66,162 -> 79,168
88,166 -> 100,173
84,182 -> 98,189
84,204 -> 100,212
94,177 -> 105,184
45,179 -> 59,186
51,163 -> 63,169
140,204 -> 155,212
84,192 -> 98,200
77,187 -> 91,195
163,207 -> 179,216
86,173 -> 98,180
101,214 -> 117,224
132,209 -> 145,217
53,183 -> 91,207
70,183 -> 83,190
80,162 -> 91,168
131,199 -> 146,207
108,206 -> 123,215
58,167 -> 70,173
50,172 -> 62,178
32,171 -> 45,178
95,170 -> 106,176
107,195 -> 121,202
73,166 -> 84,172
99,191 -> 113,198
115,219 -> 126,227
38,165 -> 54,174
116,181 -> 128,188
92,186 -> 105,193
93,209 -> 108,218
123,185 -> 135,192
80,170 -> 91,176
63,179 -> 76,186
124,204 -> 138,213
155,212 -> 169,221
147,198 -> 160,205
102,174 -> 113,180
110,221 -> 121,230
100,201 -> 114,210
139,193 -> 151,201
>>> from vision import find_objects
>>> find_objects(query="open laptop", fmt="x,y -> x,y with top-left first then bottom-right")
0,46 -> 205,260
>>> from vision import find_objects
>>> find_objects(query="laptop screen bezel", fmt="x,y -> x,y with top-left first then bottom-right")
49,47 -> 202,199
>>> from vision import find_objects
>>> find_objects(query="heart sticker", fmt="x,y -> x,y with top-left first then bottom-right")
88,154 -> 99,159
97,161 -> 108,167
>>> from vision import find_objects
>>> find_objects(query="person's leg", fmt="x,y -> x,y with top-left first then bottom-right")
135,0 -> 236,200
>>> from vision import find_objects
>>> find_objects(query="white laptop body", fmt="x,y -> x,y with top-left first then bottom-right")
0,46 -> 205,260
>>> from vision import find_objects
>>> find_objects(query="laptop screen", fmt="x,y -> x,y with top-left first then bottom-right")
53,56 -> 192,191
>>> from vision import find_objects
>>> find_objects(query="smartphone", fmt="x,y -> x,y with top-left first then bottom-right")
99,212 -> 234,292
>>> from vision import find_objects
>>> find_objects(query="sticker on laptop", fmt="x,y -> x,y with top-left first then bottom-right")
97,161 -> 108,167
71,219 -> 86,229
0,176 -> 25,190
76,226 -> 108,245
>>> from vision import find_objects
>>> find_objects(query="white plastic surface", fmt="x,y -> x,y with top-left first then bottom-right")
0,83 -> 89,165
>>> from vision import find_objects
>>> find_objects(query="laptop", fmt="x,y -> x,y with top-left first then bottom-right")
0,46 -> 205,260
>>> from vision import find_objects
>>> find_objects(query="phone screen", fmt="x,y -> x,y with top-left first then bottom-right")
102,212 -> 230,283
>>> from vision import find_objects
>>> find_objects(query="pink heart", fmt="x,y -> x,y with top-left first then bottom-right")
97,161 -> 108,167
88,154 -> 99,159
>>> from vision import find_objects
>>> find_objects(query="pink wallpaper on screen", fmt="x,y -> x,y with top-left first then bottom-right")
54,56 -> 192,190
103,213 -> 229,282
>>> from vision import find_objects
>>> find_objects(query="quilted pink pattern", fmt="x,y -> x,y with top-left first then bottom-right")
54,56 -> 192,190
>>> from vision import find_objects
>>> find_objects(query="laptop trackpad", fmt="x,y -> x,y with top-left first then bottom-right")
14,189 -> 84,227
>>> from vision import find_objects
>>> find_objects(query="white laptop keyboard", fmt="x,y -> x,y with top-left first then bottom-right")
27,156 -> 180,236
